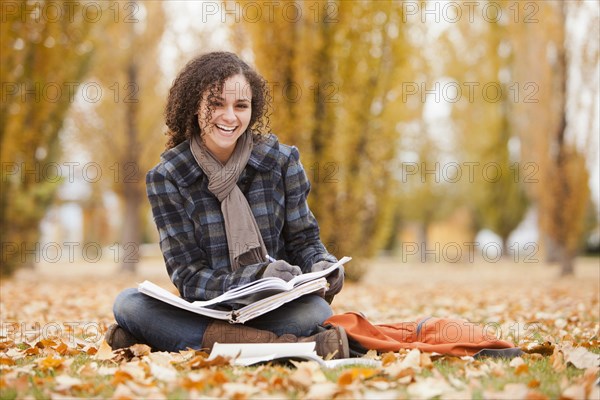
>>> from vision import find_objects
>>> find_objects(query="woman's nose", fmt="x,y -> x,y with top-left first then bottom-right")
222,106 -> 236,122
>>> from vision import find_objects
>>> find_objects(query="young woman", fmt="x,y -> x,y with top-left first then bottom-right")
106,52 -> 349,358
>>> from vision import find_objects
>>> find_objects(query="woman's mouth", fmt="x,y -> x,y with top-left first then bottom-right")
215,124 -> 237,135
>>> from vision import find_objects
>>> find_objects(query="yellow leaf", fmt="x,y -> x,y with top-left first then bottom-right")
37,355 -> 63,370
381,352 -> 397,366
130,344 -> 151,357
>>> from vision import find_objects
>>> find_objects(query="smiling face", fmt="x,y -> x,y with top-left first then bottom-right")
198,74 -> 252,163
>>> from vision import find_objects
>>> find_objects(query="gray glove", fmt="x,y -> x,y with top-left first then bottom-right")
263,260 -> 302,281
311,260 -> 344,297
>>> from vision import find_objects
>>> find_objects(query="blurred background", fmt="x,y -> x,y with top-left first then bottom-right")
1,0 -> 599,281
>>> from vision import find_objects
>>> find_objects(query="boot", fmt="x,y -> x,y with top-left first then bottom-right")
201,321 -> 350,359
105,323 -> 140,350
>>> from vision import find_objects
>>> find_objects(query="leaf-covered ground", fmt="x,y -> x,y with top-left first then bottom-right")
1,256 -> 599,399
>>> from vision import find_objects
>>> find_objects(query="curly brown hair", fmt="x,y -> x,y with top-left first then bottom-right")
164,52 -> 271,150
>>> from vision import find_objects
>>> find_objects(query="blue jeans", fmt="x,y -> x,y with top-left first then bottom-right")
113,288 -> 333,352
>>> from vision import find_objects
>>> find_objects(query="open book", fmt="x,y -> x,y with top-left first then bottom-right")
208,342 -> 382,369
138,256 -> 351,324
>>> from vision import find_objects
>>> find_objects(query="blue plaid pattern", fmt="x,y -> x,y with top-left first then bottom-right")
146,134 -> 337,301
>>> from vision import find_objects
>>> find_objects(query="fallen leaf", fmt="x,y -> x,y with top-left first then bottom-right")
550,347 -> 566,373
560,344 -> 600,369
381,351 -> 397,366
420,352 -> 433,369
305,382 -> 339,399
483,383 -> 529,400
407,377 -> 454,399
515,363 -> 529,375
560,384 -> 586,400
130,344 -> 151,357
36,355 -> 64,370
525,391 -> 549,400
53,374 -> 82,391
94,340 -> 115,361
337,367 -> 378,386
111,370 -> 134,385
183,354 -> 231,369
221,382 -> 258,398
0,357 -> 15,366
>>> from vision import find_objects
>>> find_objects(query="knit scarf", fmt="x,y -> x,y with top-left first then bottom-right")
190,131 -> 268,270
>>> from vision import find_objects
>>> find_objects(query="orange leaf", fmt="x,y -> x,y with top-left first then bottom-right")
180,377 -> 207,391
528,379 -> 541,388
111,370 -> 134,385
55,342 -> 69,355
37,356 -> 63,370
337,370 -> 354,386
0,341 -> 15,351
515,363 -> 529,375
525,391 -> 549,400
210,370 -> 229,385
24,347 -> 40,356
0,357 -> 15,366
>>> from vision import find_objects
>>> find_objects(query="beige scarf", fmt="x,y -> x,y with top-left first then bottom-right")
190,131 -> 268,270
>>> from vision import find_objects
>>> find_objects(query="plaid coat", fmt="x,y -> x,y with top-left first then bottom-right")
146,134 -> 337,301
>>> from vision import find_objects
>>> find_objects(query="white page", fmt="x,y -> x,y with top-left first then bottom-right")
137,281 -> 232,320
288,256 -> 352,287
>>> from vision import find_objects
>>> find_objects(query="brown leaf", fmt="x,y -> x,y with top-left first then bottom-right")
524,343 -> 555,356
184,354 -> 231,369
35,339 -> 57,349
0,341 -> 15,351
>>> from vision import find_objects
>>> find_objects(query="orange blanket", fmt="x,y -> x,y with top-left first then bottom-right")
324,312 -> 516,357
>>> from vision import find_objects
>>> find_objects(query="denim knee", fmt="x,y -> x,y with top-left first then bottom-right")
302,295 -> 334,323
113,288 -> 137,318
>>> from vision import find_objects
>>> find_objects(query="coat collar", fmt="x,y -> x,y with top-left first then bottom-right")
161,134 -> 280,187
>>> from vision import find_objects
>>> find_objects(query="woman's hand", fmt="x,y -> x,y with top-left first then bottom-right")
263,260 -> 302,281
311,261 -> 344,297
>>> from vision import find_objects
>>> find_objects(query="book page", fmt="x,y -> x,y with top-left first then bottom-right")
288,256 -> 352,287
137,281 -> 232,320
208,342 -> 323,366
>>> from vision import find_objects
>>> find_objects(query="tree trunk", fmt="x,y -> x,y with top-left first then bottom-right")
558,245 -> 575,276
120,57 -> 141,273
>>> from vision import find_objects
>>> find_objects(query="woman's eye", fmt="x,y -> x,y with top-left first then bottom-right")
236,103 -> 249,109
